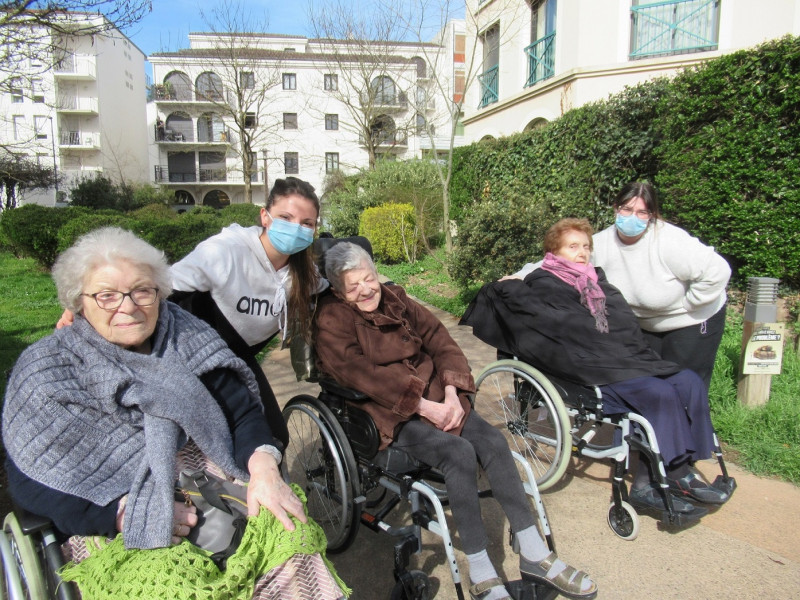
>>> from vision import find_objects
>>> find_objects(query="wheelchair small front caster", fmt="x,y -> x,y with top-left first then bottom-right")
607,500 -> 640,540
391,570 -> 431,600
506,579 -> 560,600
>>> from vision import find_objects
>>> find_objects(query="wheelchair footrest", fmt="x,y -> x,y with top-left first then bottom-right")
711,475 -> 737,498
506,579 -> 560,600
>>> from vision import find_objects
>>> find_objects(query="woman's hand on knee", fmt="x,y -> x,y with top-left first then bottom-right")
172,500 -> 198,545
247,452 -> 307,531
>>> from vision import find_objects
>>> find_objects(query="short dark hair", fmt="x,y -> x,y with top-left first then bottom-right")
543,218 -> 594,255
613,182 -> 660,220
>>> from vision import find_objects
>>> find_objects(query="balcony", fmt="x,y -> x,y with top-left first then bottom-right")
56,95 -> 99,114
525,31 -> 555,87
155,166 -> 196,183
478,65 -> 499,108
59,131 -> 100,150
630,0 -> 720,59
155,166 -> 260,184
155,125 -> 233,145
359,91 -> 409,111
359,131 -> 408,150
54,54 -> 97,80
153,84 -> 232,107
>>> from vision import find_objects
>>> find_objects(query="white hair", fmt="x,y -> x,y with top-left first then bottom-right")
52,227 -> 172,313
323,242 -> 376,293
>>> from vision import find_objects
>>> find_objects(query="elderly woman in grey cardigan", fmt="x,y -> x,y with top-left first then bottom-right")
1,228 -> 356,598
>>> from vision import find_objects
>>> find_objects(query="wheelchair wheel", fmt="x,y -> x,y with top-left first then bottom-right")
475,360 -> 571,491
2,513 -> 47,600
607,501 -> 639,541
282,395 -> 360,553
391,570 -> 431,600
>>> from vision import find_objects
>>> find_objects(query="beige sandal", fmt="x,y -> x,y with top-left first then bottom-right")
520,552 -> 597,599
469,577 -> 510,600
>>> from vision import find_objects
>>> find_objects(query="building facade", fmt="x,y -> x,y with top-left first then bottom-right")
463,0 -> 800,141
148,29 -> 462,208
1,12 -> 149,207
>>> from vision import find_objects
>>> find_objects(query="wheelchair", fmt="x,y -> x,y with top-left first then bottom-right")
473,357 -> 736,541
0,506 -> 79,599
281,377 -> 560,600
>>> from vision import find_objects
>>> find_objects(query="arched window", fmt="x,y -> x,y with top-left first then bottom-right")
164,111 -> 194,142
203,190 -> 230,209
196,72 -> 224,102
411,57 -> 426,78
198,113 -> 225,142
370,114 -> 396,145
163,71 -> 192,101
524,117 -> 549,131
370,76 -> 396,105
173,190 -> 195,205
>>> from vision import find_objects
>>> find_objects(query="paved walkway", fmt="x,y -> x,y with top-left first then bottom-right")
265,301 -> 800,600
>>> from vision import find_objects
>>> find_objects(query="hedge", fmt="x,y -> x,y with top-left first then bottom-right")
359,203 -> 420,263
448,36 -> 800,289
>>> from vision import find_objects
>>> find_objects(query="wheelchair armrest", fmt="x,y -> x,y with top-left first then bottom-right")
12,504 -> 56,536
318,377 -> 369,401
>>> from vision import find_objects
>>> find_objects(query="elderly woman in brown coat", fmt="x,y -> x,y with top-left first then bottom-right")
314,242 -> 596,600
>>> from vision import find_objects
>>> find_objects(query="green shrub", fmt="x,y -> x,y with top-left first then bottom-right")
450,195 -> 553,287
0,205 -> 91,267
359,203 -> 420,263
55,212 -> 135,255
130,183 -> 174,208
654,36 -> 800,287
218,203 -> 261,227
145,212 -> 223,263
69,175 -> 123,210
128,203 -> 177,224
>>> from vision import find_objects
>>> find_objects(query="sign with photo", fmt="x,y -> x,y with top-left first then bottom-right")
742,322 -> 785,375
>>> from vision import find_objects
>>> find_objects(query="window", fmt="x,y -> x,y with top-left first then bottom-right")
12,115 -> 24,140
283,113 -> 298,129
479,24 -> 500,108
370,76 -> 396,105
282,73 -> 297,90
526,0 -> 557,87
34,116 -> 48,139
325,152 -> 339,173
10,78 -> 23,103
244,112 -> 257,128
454,34 -> 466,63
284,152 -> 299,174
324,74 -> 338,91
240,71 -> 255,89
416,113 -> 426,135
630,0 -> 720,59
325,114 -> 339,130
31,78 -> 44,103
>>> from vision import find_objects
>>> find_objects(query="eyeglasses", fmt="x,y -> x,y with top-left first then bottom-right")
82,287 -> 160,310
618,206 -> 652,220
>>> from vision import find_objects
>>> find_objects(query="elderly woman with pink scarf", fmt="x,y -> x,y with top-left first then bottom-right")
462,218 -> 730,517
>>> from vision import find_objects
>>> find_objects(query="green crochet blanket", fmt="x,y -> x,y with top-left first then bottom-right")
60,485 -> 350,599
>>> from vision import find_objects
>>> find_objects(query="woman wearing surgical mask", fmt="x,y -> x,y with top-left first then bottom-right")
590,182 -> 730,391
56,178 -> 327,447
506,182 -> 730,392
168,177 -> 327,447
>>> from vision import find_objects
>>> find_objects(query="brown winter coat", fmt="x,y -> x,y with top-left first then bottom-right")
314,284 -> 475,449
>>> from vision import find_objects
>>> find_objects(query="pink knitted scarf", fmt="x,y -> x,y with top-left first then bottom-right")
541,252 -> 609,333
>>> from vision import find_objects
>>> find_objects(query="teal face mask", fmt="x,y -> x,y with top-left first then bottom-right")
615,213 -> 648,237
267,214 -> 314,255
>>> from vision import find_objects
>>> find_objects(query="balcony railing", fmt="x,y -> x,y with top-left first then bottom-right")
56,95 -> 99,113
630,0 -> 719,59
359,131 -> 409,147
525,31 -> 555,87
155,166 -> 196,183
59,131 -> 99,148
359,91 -> 409,109
478,65 -> 499,108
199,168 -> 227,182
54,54 -> 97,78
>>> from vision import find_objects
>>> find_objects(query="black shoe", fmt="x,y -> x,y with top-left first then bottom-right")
628,484 -> 708,517
667,471 -> 730,505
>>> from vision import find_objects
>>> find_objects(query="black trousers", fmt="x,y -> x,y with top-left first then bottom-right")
642,304 -> 727,392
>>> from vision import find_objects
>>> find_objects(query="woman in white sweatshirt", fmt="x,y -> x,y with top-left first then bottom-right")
509,182 -> 730,391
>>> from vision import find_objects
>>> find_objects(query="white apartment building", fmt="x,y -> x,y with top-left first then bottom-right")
1,12 -> 149,206
148,30 -> 460,208
464,0 -> 800,142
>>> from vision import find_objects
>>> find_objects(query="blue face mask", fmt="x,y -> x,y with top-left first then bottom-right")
266,214 -> 315,255
615,213 -> 649,238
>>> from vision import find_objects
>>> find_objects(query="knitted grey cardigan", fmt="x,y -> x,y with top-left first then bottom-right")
2,301 -> 258,549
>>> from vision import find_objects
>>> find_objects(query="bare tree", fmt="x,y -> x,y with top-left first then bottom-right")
308,0 -> 419,169
391,0 -> 526,252
0,150 -> 58,210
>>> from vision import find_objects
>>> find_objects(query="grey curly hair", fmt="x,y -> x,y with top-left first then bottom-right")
52,227 -> 172,313
323,242 -> 376,293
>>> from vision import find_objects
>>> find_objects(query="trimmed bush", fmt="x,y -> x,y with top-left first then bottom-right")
0,205 -> 91,267
56,212 -> 136,255
359,203 -> 420,263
